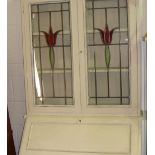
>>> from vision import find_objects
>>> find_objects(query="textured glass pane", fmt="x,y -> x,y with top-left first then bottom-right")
36,97 -> 73,105
31,2 -> 73,105
33,48 -> 40,69
107,9 -> 118,28
94,0 -> 118,8
32,13 -> 38,33
89,98 -> 123,105
121,45 -> 129,67
122,71 -> 129,97
88,72 -> 108,98
109,71 -> 120,97
39,4 -> 61,12
120,0 -> 127,7
120,8 -> 128,28
86,0 -> 129,105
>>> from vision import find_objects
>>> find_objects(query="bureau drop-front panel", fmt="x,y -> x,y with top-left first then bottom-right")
19,116 -> 141,155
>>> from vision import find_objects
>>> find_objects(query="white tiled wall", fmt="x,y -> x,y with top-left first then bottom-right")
7,0 -> 26,154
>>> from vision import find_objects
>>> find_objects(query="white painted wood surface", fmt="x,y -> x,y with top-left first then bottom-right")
21,0 -> 140,116
21,0 -> 81,115
19,0 -> 143,155
140,40 -> 147,155
79,0 -> 139,116
19,116 -> 141,155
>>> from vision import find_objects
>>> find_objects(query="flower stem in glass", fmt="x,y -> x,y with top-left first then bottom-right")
105,45 -> 111,97
94,52 -> 98,105
49,47 -> 55,97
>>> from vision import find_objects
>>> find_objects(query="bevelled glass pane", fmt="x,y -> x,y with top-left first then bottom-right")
86,0 -> 129,105
31,1 -> 73,105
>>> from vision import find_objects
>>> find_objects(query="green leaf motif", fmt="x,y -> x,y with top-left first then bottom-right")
49,47 -> 55,70
105,46 -> 111,68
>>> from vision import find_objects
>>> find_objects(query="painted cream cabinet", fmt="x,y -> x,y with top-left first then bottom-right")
19,0 -> 142,155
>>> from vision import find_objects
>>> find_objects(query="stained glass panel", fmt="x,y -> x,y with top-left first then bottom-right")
31,1 -> 73,105
86,0 -> 130,105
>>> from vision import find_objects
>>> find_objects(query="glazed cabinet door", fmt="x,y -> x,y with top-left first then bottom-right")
21,0 -> 81,114
22,0 -> 139,116
78,0 -> 139,115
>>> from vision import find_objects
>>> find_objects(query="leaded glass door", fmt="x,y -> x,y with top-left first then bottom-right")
22,0 -> 138,115
22,0 -> 81,114
78,0 -> 138,115
32,1 -> 74,105
86,0 -> 129,105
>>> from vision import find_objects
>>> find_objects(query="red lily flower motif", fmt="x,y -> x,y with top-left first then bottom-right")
41,26 -> 62,47
41,26 -> 62,97
95,24 -> 118,44
41,26 -> 62,72
94,24 -> 118,96
95,24 -> 118,68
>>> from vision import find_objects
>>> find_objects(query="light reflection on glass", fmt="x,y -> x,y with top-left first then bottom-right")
34,51 -> 42,101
